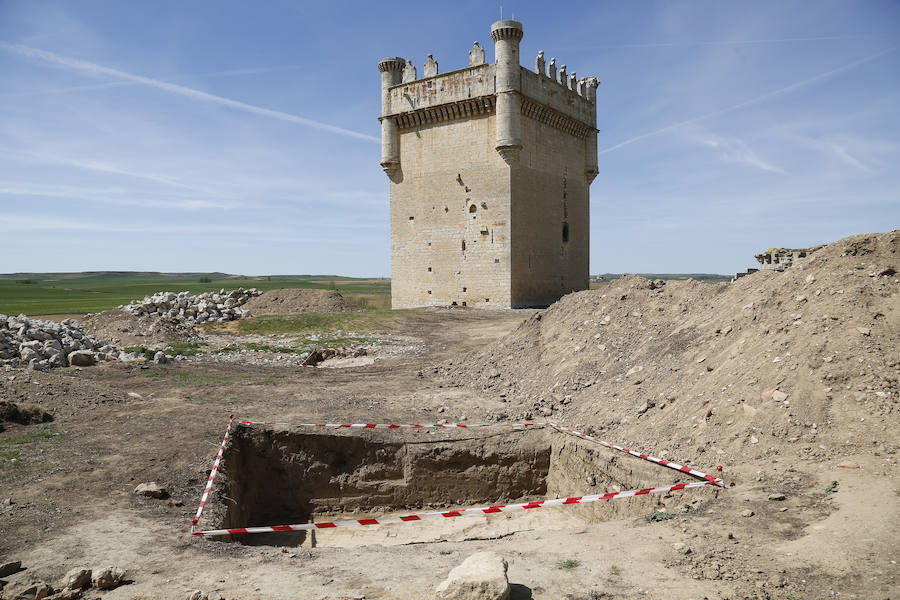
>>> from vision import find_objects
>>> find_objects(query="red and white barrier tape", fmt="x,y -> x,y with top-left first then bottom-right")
190,413 -> 234,531
548,423 -> 724,485
191,480 -> 716,537
190,416 -> 724,536
235,420 -> 722,485
238,420 -> 542,429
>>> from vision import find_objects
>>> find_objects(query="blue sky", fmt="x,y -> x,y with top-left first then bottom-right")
1,1 -> 897,276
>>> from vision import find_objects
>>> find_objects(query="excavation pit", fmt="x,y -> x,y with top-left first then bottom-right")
205,424 -> 709,547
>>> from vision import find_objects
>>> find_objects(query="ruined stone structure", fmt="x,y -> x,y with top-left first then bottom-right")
755,246 -> 824,271
733,244 -> 825,281
378,20 -> 599,309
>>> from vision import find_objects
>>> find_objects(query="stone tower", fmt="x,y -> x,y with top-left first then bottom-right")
379,20 -> 598,309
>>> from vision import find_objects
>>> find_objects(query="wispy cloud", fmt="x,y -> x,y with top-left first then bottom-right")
0,214 -> 381,234
0,42 -> 379,143
0,147 -> 224,195
0,64 -> 306,99
0,183 -> 230,210
687,130 -> 785,173
784,133 -> 900,173
599,46 -> 898,155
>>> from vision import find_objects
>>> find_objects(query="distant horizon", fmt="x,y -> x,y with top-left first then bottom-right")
1,269 -> 736,278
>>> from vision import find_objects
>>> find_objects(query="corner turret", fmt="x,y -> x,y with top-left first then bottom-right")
491,20 -> 524,165
377,57 -> 405,179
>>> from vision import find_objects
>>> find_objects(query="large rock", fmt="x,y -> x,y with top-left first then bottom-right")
67,351 -> 96,367
10,581 -> 53,599
61,567 -> 91,590
92,566 -> 126,590
0,560 -> 22,577
133,482 -> 168,498
435,551 -> 510,600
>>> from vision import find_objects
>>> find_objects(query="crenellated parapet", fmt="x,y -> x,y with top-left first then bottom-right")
377,21 -> 599,176
531,50 -> 598,102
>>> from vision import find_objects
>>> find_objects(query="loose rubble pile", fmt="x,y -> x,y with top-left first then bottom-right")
0,561 -> 126,600
120,288 -> 262,324
0,314 -> 128,370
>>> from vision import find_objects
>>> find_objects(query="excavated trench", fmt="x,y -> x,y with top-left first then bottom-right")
208,425 -> 703,547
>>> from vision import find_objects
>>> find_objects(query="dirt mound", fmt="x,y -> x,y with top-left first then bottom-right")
441,231 -> 899,470
243,288 -> 354,315
80,309 -> 197,347
0,401 -> 52,431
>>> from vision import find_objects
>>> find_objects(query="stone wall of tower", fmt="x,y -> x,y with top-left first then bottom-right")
390,113 -> 514,309
380,19 -> 598,310
510,117 -> 591,307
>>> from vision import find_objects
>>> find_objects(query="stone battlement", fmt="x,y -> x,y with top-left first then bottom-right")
382,44 -> 598,131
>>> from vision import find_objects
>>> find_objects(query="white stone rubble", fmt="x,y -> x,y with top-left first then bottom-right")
119,288 -> 261,325
0,314 -> 138,370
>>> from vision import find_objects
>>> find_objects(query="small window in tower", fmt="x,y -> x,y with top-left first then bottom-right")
495,258 -> 500,263
462,287 -> 467,292
469,204 -> 477,213
461,301 -> 467,306
461,240 -> 466,251
428,290 -> 432,294
427,267 -> 432,272
485,298 -> 490,302
451,301 -> 458,306
409,216 -> 414,221
562,221 -> 569,243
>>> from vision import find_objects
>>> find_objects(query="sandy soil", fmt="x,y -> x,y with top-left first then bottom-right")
1,233 -> 898,600
243,289 -> 354,315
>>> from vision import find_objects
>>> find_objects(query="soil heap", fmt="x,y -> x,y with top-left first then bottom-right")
80,309 -> 199,347
441,231 -> 899,471
243,288 -> 354,315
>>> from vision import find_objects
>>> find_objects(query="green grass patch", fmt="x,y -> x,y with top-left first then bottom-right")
124,346 -> 156,360
825,480 -> 839,494
0,426 -> 62,482
165,342 -> 207,356
0,272 -> 390,316
0,427 -> 61,445
609,564 -> 622,576
236,310 -> 410,336
0,448 -> 22,480
125,342 -> 207,359
557,559 -> 580,570
644,510 -> 675,523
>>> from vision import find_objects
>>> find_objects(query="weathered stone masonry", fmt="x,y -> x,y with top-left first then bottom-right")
379,20 -> 599,309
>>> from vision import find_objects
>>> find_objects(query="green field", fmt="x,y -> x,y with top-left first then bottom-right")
0,272 -> 391,316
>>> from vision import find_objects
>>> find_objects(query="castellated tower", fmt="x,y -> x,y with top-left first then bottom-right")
379,20 -> 599,309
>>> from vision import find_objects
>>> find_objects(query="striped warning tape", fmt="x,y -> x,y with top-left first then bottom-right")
548,423 -> 724,485
235,420 -> 722,485
191,480 -> 716,537
190,416 -> 725,536
238,420 -> 543,429
190,413 -> 234,531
